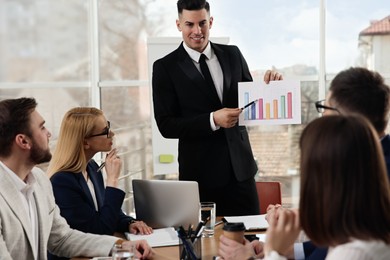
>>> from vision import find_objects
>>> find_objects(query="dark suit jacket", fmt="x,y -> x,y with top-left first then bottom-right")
302,134 -> 390,260
303,241 -> 327,260
381,134 -> 390,180
152,42 -> 257,188
50,160 -> 132,235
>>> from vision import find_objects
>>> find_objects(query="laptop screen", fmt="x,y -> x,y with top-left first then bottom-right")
132,179 -> 200,229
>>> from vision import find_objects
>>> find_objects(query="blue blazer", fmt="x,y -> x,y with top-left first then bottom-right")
50,160 -> 133,235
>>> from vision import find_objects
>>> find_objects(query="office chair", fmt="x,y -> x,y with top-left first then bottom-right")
255,181 -> 282,214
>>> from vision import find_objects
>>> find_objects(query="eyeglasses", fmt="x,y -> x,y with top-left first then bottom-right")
315,100 -> 340,113
88,121 -> 111,138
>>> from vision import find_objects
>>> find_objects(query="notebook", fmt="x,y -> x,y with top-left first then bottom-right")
132,179 -> 200,229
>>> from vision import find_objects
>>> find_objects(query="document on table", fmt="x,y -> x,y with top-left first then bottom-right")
125,227 -> 179,247
223,214 -> 269,230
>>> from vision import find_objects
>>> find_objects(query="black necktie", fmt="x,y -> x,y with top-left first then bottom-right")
199,54 -> 215,89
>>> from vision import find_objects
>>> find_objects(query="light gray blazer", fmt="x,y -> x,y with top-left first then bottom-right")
0,166 -> 118,260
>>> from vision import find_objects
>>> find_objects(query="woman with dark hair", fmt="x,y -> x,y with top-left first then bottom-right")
219,115 -> 390,259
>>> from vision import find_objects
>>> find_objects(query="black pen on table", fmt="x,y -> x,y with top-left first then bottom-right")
241,99 -> 258,110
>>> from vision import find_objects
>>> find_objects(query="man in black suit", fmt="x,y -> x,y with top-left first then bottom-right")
152,0 -> 281,216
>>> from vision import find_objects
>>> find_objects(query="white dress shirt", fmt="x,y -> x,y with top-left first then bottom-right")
265,239 -> 390,260
183,42 -> 224,131
326,239 -> 390,260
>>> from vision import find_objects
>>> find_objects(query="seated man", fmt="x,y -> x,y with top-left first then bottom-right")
0,98 -> 153,259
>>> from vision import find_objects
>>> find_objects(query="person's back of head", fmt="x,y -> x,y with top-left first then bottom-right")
47,107 -> 103,177
0,97 -> 37,158
329,67 -> 390,134
299,115 -> 390,247
177,0 -> 209,14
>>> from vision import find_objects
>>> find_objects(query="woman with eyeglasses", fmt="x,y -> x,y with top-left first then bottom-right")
47,107 -> 152,260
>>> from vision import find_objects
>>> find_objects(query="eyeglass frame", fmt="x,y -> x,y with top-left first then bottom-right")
88,121 -> 111,138
315,100 -> 340,114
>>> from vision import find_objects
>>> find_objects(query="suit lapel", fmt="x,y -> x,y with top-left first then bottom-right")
88,164 -> 104,209
0,169 -> 35,255
177,43 -> 222,106
74,172 -> 96,208
211,42 -> 232,105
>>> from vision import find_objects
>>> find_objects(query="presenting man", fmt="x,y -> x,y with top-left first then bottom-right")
0,97 -> 153,260
152,0 -> 281,216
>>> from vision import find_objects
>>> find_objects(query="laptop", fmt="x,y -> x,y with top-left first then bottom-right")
132,179 -> 200,229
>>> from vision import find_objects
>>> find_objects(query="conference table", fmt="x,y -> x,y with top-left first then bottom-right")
72,217 -> 263,260
72,222 -> 222,260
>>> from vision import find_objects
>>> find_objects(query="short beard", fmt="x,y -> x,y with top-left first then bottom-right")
29,143 -> 52,165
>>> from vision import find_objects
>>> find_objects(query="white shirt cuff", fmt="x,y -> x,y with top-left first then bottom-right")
210,112 -> 220,131
294,243 -> 305,260
265,251 -> 287,260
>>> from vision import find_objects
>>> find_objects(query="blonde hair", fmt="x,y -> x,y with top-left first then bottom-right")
47,107 -> 103,177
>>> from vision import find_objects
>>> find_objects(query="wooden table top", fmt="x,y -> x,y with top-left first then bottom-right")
72,218 -> 264,260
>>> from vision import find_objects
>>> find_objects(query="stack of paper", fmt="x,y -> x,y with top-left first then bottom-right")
223,214 -> 269,230
125,227 -> 179,247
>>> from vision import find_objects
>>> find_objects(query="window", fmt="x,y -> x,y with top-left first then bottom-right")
1,0 -> 389,213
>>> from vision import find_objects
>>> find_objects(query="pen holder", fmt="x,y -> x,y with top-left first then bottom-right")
178,235 -> 202,260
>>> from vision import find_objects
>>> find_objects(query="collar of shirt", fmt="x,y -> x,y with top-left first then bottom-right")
183,41 -> 213,63
0,161 -> 36,197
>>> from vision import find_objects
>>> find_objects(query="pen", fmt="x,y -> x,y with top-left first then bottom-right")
241,99 -> 258,110
97,162 -> 105,172
192,221 -> 205,242
188,224 -> 193,238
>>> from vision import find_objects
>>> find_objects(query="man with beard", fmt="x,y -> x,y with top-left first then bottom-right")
0,98 -> 153,260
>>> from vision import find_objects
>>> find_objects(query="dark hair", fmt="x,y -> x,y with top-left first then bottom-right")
177,0 -> 210,15
299,115 -> 390,246
0,97 -> 37,157
329,67 -> 390,133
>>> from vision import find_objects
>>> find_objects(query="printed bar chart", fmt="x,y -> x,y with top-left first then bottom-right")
239,80 -> 301,126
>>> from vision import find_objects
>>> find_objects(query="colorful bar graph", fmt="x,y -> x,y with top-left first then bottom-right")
242,92 -> 293,121
239,80 -> 301,126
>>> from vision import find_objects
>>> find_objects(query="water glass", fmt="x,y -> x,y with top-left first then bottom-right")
112,243 -> 134,260
199,202 -> 216,237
